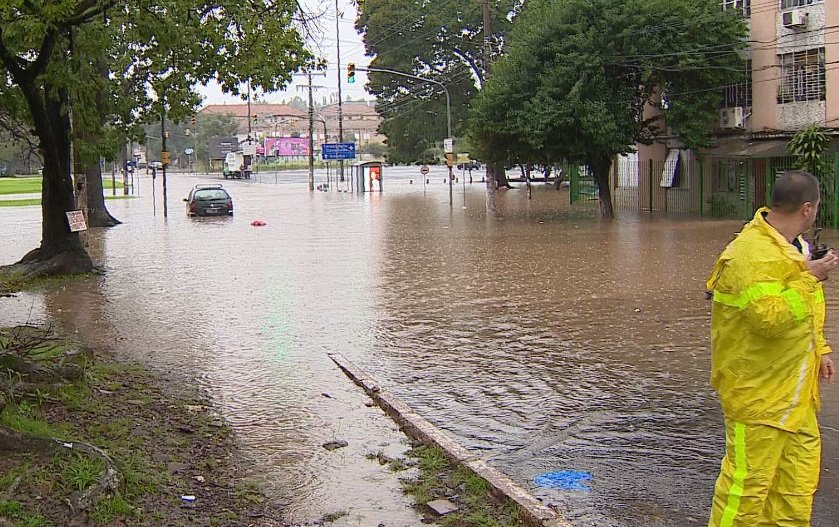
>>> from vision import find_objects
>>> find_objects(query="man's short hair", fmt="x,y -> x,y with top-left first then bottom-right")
771,170 -> 820,213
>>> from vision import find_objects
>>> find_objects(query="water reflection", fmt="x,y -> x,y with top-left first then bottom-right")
0,171 -> 836,526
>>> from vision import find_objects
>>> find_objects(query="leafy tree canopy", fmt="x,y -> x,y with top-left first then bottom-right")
469,0 -> 748,218
356,0 -> 520,163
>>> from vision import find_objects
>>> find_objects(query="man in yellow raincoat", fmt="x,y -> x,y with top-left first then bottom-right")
707,171 -> 836,527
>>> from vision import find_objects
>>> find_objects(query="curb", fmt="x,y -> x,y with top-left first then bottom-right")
328,353 -> 571,527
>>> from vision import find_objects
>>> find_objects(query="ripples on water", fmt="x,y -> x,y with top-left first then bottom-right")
1,170 -> 837,526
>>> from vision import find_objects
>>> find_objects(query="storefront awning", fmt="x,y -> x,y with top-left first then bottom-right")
701,139 -> 790,159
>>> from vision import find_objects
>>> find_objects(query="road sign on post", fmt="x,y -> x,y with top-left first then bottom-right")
444,138 -> 454,154
322,142 -> 356,160
420,165 -> 430,175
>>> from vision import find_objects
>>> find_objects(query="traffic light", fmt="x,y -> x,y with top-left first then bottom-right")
347,63 -> 355,84
191,115 -> 197,126
252,114 -> 258,124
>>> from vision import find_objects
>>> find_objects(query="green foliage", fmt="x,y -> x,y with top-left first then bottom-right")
469,0 -> 748,215
402,446 -> 525,527
356,0 -> 520,164
357,142 -> 388,157
0,404 -> 66,438
143,113 -> 239,167
0,500 -> 47,527
90,495 -> 136,523
415,445 -> 448,472
59,454 -> 105,493
0,177 -> 123,196
788,124 -> 833,176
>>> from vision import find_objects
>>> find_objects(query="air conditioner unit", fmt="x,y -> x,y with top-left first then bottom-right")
720,107 -> 746,130
782,10 -> 807,28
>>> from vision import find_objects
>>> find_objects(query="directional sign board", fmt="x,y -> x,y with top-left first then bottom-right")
322,142 -> 356,161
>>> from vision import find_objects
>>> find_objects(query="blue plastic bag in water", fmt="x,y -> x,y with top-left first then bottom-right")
533,470 -> 593,491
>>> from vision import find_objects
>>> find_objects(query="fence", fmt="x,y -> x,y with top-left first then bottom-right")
568,153 -> 839,229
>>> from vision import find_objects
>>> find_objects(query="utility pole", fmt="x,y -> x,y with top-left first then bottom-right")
297,71 -> 327,191
483,0 -> 497,212
335,0 -> 345,181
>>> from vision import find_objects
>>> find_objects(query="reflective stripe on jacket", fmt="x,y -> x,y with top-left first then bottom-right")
706,208 -> 830,432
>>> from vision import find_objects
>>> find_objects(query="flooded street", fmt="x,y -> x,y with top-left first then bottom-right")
2,168 -> 838,526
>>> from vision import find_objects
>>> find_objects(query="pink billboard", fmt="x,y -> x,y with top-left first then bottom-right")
264,137 -> 309,157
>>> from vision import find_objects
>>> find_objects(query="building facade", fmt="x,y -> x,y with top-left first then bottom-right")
726,0 -> 837,135
319,101 -> 385,146
618,1 -> 839,218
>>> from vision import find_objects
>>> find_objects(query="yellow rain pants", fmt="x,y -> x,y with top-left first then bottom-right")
708,406 -> 820,527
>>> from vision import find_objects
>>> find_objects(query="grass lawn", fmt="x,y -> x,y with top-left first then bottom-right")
0,195 -> 135,208
0,176 -> 124,196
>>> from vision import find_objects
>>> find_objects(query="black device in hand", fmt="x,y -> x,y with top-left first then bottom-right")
811,228 -> 831,260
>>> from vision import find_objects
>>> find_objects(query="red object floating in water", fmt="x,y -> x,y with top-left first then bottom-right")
251,220 -> 267,227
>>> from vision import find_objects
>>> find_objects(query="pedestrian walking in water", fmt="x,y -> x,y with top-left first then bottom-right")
706,170 -> 836,527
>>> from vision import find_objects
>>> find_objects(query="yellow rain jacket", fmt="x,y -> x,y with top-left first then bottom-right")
706,208 -> 830,433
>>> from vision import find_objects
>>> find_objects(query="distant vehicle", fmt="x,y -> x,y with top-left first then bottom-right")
149,161 -> 163,169
456,160 -> 481,171
223,152 -> 251,179
183,184 -> 233,217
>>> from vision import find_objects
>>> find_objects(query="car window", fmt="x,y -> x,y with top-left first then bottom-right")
193,189 -> 229,201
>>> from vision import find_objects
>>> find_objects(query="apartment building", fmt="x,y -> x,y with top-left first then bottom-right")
319,101 -> 385,145
720,0 -> 837,138
621,0 -> 838,216
199,104 -> 308,141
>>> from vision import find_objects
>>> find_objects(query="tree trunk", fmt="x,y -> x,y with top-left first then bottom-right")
81,62 -> 120,228
12,79 -> 94,275
485,162 -> 498,212
592,157 -> 615,220
496,166 -> 512,188
84,160 -> 121,227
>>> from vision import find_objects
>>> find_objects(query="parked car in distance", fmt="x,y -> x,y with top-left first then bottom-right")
184,184 -> 233,217
456,160 -> 481,170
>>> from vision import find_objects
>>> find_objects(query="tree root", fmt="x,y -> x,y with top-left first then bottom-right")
0,425 -> 121,512
6,246 -> 95,277
0,352 -> 83,383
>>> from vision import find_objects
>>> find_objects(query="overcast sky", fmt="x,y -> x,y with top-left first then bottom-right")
199,0 -> 372,106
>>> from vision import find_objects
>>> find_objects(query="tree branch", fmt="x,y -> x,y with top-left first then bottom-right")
0,30 -> 26,80
452,48 -> 483,85
62,0 -> 119,28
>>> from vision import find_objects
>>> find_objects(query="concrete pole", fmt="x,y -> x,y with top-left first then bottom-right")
336,0 -> 345,182
308,71 -> 315,191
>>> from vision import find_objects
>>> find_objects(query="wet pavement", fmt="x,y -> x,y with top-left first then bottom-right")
2,167 -> 838,526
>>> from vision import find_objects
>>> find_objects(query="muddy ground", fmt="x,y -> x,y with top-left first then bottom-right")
0,339 -> 296,527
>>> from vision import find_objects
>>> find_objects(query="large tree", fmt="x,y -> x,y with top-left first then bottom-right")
355,0 -> 519,165
470,0 -> 748,219
0,0 -> 310,275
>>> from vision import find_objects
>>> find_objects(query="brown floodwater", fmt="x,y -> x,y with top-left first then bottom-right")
2,168 -> 838,527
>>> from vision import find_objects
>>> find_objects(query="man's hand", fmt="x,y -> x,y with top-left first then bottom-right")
807,250 -> 839,281
821,354 -> 835,384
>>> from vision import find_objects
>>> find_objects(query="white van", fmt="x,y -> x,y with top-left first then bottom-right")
223,152 -> 250,179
